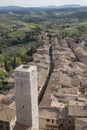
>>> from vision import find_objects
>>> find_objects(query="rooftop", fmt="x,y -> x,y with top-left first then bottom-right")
13,123 -> 39,130
69,100 -> 85,106
76,118 -> 87,123
14,65 -> 37,73
39,107 -> 59,120
0,104 -> 16,122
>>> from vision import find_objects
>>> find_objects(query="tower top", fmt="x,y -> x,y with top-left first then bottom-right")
14,65 -> 37,73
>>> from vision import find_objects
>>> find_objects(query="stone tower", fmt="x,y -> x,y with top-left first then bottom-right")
14,65 -> 38,128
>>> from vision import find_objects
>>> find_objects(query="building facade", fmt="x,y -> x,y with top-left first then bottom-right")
39,107 -> 59,130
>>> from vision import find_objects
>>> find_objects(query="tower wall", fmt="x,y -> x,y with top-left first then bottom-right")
14,65 -> 38,128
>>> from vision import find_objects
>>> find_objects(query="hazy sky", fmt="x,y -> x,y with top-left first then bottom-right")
0,0 -> 87,7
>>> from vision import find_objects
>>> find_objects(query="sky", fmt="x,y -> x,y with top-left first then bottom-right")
0,0 -> 87,7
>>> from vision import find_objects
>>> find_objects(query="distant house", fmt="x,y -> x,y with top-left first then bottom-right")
75,118 -> 87,130
39,107 -> 59,130
68,100 -> 87,117
80,34 -> 87,46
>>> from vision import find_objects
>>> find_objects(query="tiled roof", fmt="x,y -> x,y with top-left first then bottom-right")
39,107 -> 59,120
13,123 -> 39,130
0,104 -> 16,122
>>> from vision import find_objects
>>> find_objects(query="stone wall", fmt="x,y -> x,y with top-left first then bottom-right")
14,65 -> 38,128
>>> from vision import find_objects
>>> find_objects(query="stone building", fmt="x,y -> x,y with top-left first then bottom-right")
59,107 -> 75,130
50,94 -> 75,130
14,65 -> 38,128
68,100 -> 87,117
0,104 -> 16,130
80,34 -> 87,46
39,107 -> 59,130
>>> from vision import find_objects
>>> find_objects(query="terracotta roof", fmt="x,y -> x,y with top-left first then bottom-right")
39,107 -> 59,120
69,100 -> 85,106
13,123 -> 39,130
9,101 -> 16,109
50,95 -> 64,108
0,104 -> 16,122
76,118 -> 87,123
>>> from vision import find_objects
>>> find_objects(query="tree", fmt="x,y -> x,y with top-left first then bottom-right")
16,57 -> 22,67
4,59 -> 9,72
34,26 -> 42,33
0,70 -> 5,79
0,54 -> 4,66
27,46 -> 36,56
12,56 -> 16,69
18,47 -> 26,56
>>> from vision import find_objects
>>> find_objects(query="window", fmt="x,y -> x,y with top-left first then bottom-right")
51,125 -> 53,128
54,126 -> 58,128
69,120 -> 71,124
52,120 -> 54,123
46,124 -> 48,127
47,119 -> 50,122
7,126 -> 9,130
60,124 -> 63,127
56,120 -> 58,124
